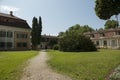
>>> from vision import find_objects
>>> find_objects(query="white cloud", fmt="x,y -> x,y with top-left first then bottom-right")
0,5 -> 20,12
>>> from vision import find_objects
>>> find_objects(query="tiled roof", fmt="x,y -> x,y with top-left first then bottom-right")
0,12 -> 31,29
84,28 -> 120,35
84,28 -> 120,39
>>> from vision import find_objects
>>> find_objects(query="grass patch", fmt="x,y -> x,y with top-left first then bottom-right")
47,49 -> 120,80
0,50 -> 38,80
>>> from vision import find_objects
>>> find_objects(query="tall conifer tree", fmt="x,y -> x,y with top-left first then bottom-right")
38,16 -> 42,44
31,17 -> 38,49
31,16 -> 42,49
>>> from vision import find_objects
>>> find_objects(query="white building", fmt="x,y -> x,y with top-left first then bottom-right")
0,12 -> 31,50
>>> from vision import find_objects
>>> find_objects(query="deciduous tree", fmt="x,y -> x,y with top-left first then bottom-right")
58,24 -> 97,52
104,20 -> 118,29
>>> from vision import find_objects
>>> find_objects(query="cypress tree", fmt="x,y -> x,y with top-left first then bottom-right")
38,16 -> 42,44
31,17 -> 38,49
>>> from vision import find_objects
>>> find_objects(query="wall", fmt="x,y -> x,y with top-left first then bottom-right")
0,25 -> 31,50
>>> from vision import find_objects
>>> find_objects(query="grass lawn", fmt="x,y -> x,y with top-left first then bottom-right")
47,49 -> 120,80
0,51 -> 38,80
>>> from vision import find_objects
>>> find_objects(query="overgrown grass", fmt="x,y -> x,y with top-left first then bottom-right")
47,49 -> 120,80
0,51 -> 38,80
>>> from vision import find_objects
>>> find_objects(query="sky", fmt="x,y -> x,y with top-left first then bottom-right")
0,0 -> 119,35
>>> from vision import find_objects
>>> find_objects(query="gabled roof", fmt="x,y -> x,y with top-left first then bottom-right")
0,12 -> 31,29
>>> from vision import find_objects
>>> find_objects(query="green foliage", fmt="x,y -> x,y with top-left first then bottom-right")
95,0 -> 120,20
104,20 -> 118,29
58,24 -> 96,52
58,24 -> 94,37
48,37 -> 58,48
0,51 -> 38,80
53,44 -> 59,50
31,17 -> 38,49
99,28 -> 104,30
47,49 -> 120,80
31,16 -> 42,49
67,24 -> 94,34
38,16 -> 42,44
59,33 -> 97,52
58,32 -> 65,37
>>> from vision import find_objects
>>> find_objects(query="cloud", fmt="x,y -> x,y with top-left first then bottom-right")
0,5 -> 20,12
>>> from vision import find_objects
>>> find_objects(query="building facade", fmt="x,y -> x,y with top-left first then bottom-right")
0,12 -> 31,50
39,35 -> 58,49
84,28 -> 120,49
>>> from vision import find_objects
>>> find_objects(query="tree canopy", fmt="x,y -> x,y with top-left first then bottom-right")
95,0 -> 120,20
68,24 -> 94,33
58,24 -> 94,37
58,24 -> 97,52
104,20 -> 118,29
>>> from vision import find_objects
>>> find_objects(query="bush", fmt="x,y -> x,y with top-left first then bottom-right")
59,32 -> 97,52
53,44 -> 59,50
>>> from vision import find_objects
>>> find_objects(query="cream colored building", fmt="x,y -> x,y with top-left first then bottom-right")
0,12 -> 31,50
84,28 -> 120,49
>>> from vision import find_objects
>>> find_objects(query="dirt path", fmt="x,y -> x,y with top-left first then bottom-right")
21,50 -> 72,80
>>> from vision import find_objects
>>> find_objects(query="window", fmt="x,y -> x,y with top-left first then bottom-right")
7,31 -> 13,38
100,33 -> 105,37
23,43 -> 27,47
111,40 -> 116,46
96,41 -> 99,46
17,42 -> 27,47
0,42 -> 12,48
17,34 -> 20,38
17,43 -> 21,47
7,42 -> 12,48
0,42 -> 5,48
0,31 -> 6,37
0,31 -> 13,38
103,40 -> 107,46
115,31 -> 120,35
90,34 -> 94,38
17,33 -> 27,38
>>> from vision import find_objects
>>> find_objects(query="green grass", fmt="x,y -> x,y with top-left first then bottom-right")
47,49 -> 120,80
0,51 -> 38,80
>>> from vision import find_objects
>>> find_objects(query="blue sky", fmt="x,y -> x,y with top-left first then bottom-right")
0,0 -> 119,35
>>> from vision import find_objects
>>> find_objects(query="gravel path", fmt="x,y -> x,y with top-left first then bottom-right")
21,50 -> 72,80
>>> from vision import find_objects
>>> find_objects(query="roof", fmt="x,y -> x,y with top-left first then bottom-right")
84,28 -> 120,35
0,12 -> 31,29
42,35 -> 57,38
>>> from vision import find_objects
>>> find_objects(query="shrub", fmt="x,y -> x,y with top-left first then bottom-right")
53,44 -> 59,50
59,32 -> 97,52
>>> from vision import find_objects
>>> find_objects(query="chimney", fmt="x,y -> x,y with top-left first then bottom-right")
10,11 -> 13,16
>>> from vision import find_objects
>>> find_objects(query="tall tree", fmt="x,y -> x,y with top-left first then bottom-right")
38,16 -> 42,44
104,20 -> 118,29
31,16 -> 42,49
95,0 -> 120,25
67,24 -> 94,34
31,17 -> 38,49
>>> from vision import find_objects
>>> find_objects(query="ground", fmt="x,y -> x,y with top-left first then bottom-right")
21,50 -> 72,80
